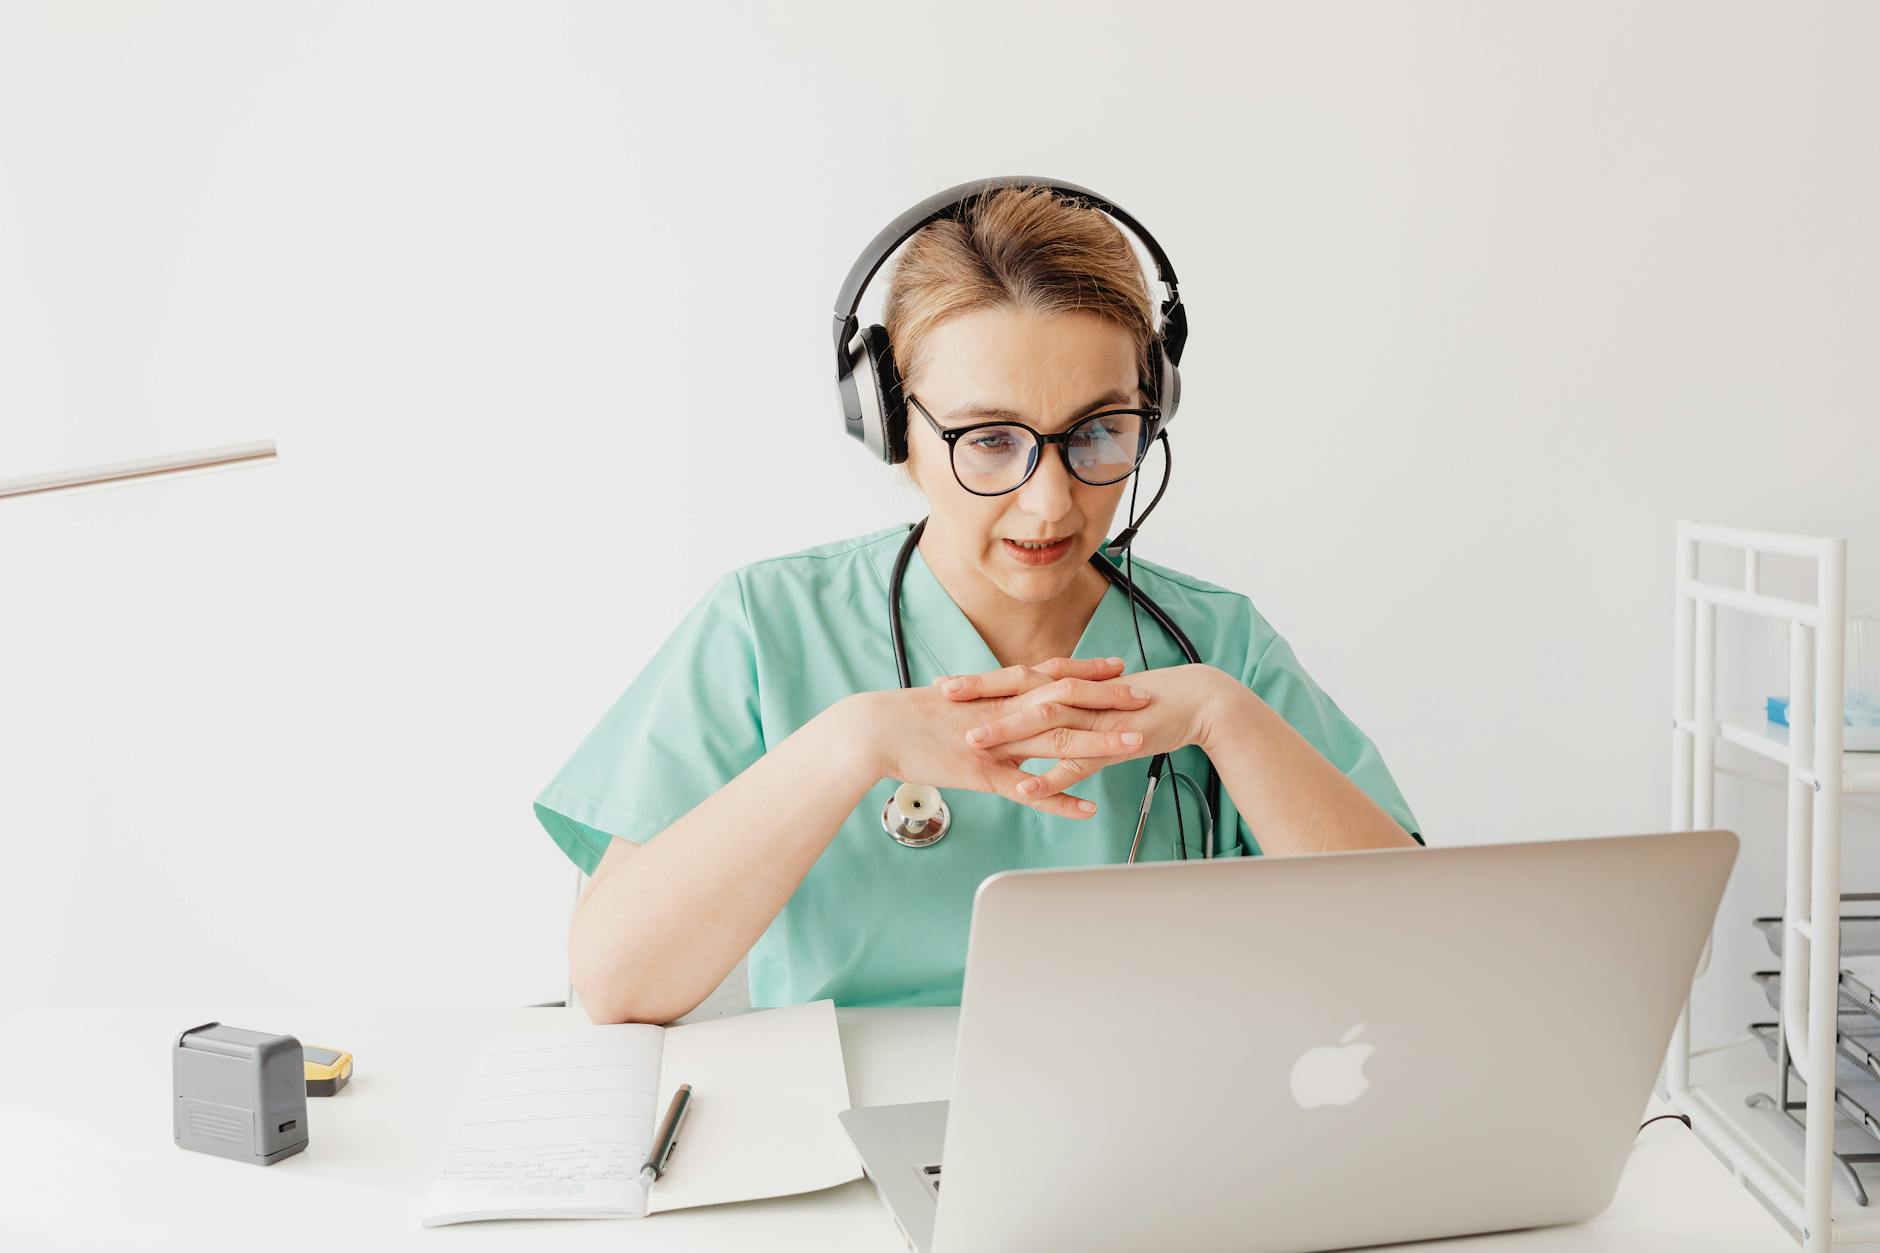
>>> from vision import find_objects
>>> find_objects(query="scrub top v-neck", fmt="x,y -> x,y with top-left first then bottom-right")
533,524 -> 1422,1008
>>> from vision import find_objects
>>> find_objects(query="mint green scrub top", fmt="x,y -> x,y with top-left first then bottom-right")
534,525 -> 1423,1008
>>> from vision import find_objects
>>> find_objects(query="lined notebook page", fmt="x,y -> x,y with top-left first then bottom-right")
646,999 -> 862,1213
420,1024 -> 665,1226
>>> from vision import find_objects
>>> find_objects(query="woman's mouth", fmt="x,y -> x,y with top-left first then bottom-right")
1002,536 -> 1073,566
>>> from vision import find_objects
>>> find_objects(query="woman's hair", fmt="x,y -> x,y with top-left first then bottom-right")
882,184 -> 1158,476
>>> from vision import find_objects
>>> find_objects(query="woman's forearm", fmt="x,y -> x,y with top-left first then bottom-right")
569,694 -> 882,1024
1198,679 -> 1419,856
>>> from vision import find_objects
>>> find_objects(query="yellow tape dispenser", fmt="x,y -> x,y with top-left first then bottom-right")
303,1044 -> 352,1096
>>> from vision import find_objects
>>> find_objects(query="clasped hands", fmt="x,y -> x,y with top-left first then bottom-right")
880,655 -> 1233,821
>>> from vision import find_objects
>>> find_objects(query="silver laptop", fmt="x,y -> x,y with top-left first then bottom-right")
839,829 -> 1736,1253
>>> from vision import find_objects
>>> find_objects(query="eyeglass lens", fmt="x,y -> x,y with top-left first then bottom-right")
952,412 -> 1147,494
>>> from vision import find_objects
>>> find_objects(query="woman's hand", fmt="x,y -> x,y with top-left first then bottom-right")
940,660 -> 1236,799
857,656 -> 1154,819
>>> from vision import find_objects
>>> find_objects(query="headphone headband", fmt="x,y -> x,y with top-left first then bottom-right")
831,176 -> 1187,372
832,175 -> 1187,465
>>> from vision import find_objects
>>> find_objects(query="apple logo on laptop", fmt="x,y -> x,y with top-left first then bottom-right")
1289,1024 -> 1375,1109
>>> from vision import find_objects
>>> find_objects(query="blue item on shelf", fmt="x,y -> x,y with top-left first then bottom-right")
1767,688 -> 1880,726
1768,695 -> 1880,737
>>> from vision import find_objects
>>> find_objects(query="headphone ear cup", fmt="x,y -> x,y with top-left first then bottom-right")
839,323 -> 909,464
866,325 -> 910,464
1148,341 -> 1180,441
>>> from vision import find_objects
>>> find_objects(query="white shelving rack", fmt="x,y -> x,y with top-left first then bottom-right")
1664,519 -> 1880,1249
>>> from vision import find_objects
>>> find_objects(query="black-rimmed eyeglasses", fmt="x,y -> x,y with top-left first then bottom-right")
907,393 -> 1158,497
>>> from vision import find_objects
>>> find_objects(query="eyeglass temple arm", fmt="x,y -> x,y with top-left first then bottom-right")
1105,433 -> 1173,553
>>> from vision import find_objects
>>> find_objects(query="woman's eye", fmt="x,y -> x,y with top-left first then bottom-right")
967,434 -> 1016,453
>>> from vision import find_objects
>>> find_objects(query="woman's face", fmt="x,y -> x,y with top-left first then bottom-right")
904,306 -> 1141,606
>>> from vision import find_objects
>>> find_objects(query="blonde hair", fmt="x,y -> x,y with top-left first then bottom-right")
882,184 -> 1158,477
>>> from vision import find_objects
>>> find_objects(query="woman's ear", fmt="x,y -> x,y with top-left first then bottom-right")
897,400 -> 928,476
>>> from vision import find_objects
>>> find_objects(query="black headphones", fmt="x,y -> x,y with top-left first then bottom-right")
831,176 -> 1188,465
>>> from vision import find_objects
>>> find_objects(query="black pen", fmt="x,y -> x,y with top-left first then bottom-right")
638,1083 -> 692,1186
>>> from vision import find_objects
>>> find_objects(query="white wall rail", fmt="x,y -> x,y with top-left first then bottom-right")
0,440 -> 277,503
1665,518 -> 1878,1248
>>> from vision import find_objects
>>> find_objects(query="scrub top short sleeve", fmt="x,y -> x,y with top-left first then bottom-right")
1241,630 -> 1424,850
533,570 -> 764,875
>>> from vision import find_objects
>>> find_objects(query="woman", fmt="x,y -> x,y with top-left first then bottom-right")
537,182 -> 1423,1025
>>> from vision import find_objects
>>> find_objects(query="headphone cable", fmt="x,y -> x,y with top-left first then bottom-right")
1120,440 -> 1187,860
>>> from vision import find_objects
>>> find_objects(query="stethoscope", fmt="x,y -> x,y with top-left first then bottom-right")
881,505 -> 1222,863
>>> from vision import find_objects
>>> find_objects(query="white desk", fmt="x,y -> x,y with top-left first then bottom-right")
0,1006 -> 1794,1251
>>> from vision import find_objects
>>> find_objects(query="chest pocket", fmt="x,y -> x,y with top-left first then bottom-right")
1133,784 -> 1213,861
1127,748 -> 1225,862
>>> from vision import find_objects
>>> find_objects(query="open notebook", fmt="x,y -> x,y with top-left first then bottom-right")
420,999 -> 862,1225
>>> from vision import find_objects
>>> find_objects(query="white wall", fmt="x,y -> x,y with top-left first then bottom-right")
2,2 -> 1877,1046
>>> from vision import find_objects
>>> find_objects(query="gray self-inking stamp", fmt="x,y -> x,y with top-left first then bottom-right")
173,1023 -> 309,1165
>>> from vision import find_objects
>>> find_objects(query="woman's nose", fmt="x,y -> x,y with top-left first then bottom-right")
1014,446 -> 1075,521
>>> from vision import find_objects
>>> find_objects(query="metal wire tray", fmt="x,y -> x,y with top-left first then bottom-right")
1751,1022 -> 1880,1145
1752,997 -> 1880,1080
1753,916 -> 1880,1021
1753,913 -> 1880,956
1754,970 -> 1875,1021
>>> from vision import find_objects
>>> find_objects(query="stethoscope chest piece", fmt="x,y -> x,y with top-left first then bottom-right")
882,782 -> 950,848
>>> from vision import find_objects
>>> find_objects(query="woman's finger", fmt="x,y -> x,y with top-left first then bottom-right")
961,698 -> 1096,750
935,656 -> 1126,700
987,764 -> 1098,818
1015,756 -> 1103,800
962,679 -> 1149,749
1021,789 -> 1099,819
948,673 -> 1149,721
933,663 -> 1040,700
987,727 -> 1145,760
1027,676 -> 1152,711
1029,655 -> 1127,682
